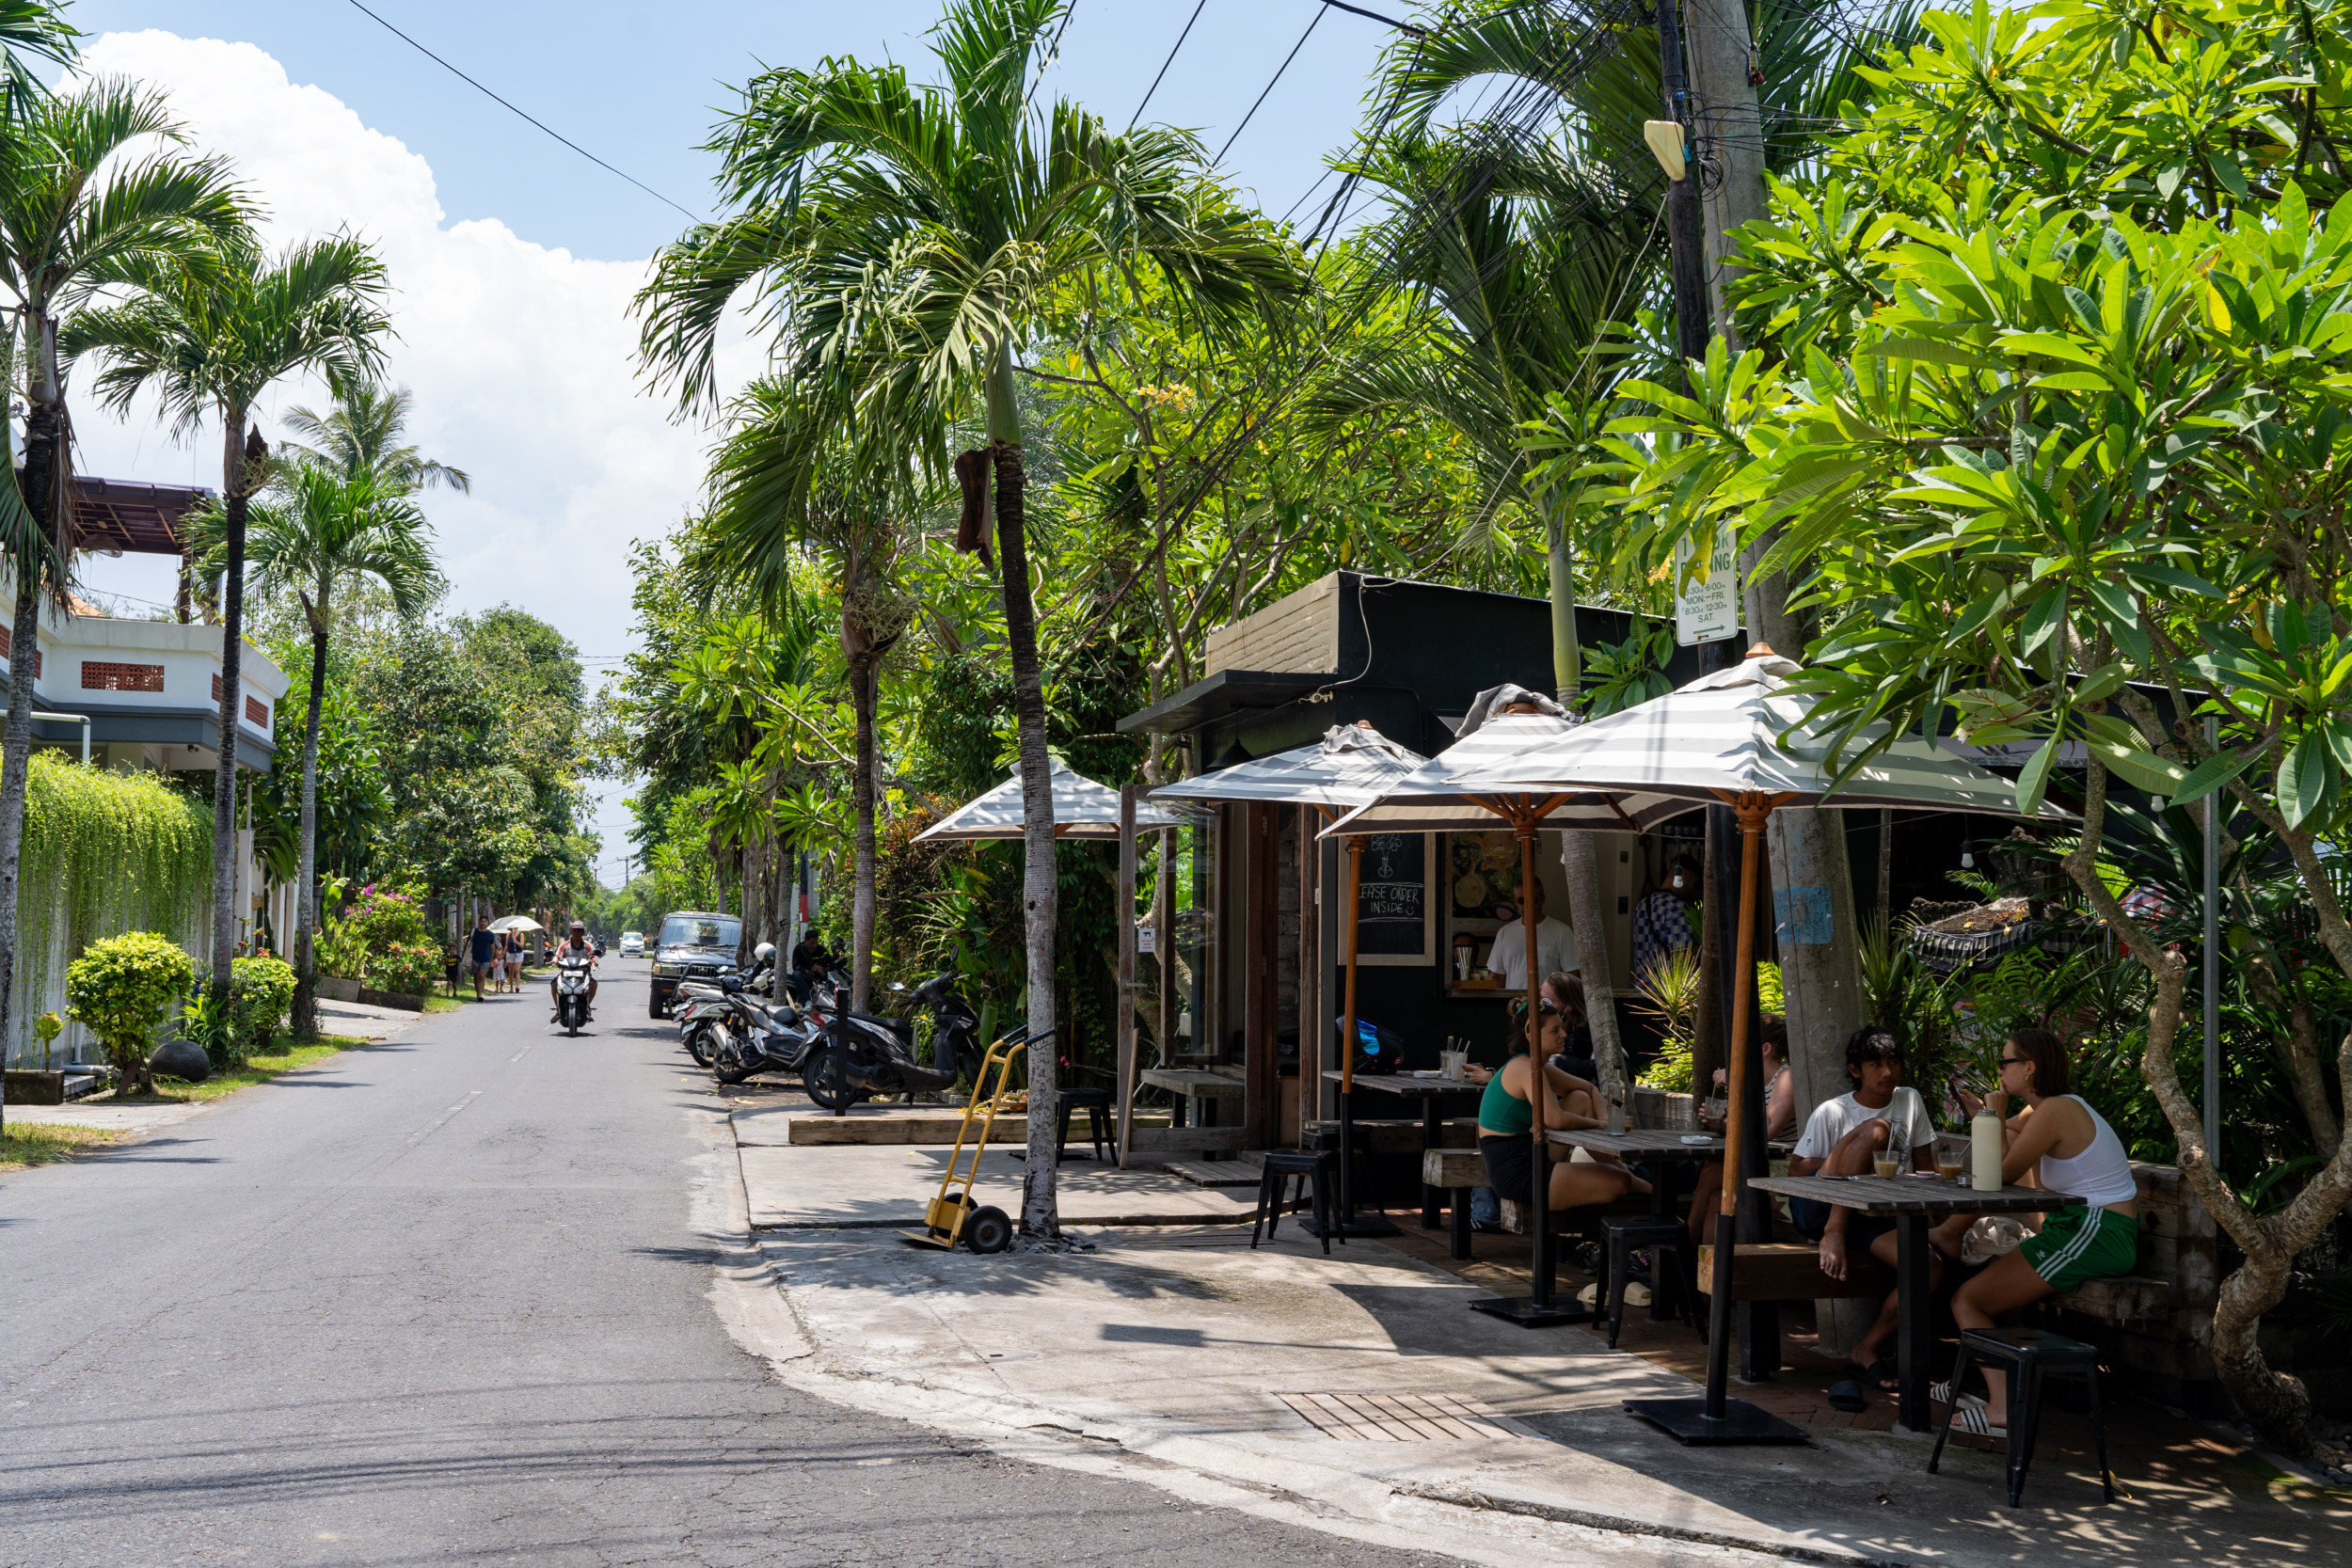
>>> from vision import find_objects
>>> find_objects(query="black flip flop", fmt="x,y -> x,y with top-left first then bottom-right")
1862,1359 -> 1900,1392
1827,1378 -> 1868,1414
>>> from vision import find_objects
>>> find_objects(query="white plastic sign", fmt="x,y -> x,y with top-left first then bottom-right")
1675,530 -> 1740,645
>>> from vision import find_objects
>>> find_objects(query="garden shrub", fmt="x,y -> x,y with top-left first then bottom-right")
318,883 -> 434,979
365,942 -> 444,997
65,932 -> 196,1095
229,956 -> 296,1055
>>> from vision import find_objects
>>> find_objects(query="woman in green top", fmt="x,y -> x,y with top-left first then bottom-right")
1477,1005 -> 1645,1213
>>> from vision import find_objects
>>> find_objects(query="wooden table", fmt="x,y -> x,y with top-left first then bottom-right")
1547,1129 -> 1791,1222
1749,1174 -> 2080,1433
1139,1068 -> 1245,1130
1323,1071 -> 1483,1227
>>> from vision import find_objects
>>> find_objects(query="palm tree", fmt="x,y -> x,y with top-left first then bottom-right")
277,383 -> 471,496
635,0 -> 1295,1235
184,465 -> 442,1038
0,76 -> 242,1069
66,229 -> 392,995
685,380 -> 927,1013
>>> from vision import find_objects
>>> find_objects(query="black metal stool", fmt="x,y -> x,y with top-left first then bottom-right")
1597,1213 -> 1702,1348
1308,1124 -> 1375,1207
1251,1150 -> 1341,1255
1057,1086 -> 1112,1163
1928,1326 -> 2115,1507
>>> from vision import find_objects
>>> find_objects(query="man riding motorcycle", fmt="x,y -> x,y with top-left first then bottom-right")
548,919 -> 598,1022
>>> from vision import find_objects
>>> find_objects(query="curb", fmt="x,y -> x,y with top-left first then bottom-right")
1395,1482 -> 1915,1568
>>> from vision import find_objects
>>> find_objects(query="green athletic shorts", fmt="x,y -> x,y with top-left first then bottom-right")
2019,1204 -> 2138,1292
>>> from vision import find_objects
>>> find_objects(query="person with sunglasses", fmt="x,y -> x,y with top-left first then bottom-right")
1937,1027 -> 2140,1437
1788,1024 -> 1939,1392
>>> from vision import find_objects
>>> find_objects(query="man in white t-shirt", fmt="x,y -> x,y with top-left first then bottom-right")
1788,1025 -> 1940,1391
1484,878 -> 1577,993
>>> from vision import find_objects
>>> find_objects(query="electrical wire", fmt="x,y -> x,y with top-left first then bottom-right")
1023,2 -> 1080,114
342,0 -> 703,223
1128,0 -> 1208,131
1216,8 -> 1327,165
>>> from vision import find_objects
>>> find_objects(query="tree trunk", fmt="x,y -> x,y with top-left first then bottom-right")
850,651 -> 880,1015
0,383 -> 62,1104
210,414 -> 258,993
1545,513 -> 1628,1116
291,622 -> 327,1040
993,404 -> 1058,1238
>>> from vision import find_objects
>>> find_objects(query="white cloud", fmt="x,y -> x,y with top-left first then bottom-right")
66,31 -> 746,863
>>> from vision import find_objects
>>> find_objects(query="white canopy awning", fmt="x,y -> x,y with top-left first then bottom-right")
915,760 -> 1185,842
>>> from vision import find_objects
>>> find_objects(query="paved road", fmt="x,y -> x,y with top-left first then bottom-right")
1,958 -> 1456,1566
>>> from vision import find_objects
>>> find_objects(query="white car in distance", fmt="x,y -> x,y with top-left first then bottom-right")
619,930 -> 644,958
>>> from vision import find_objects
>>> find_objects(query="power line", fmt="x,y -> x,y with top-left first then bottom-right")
342,0 -> 703,224
1128,1 -> 1207,131
1023,2 -> 1080,114
1216,8 -> 1326,164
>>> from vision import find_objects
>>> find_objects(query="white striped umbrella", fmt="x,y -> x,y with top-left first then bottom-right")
914,760 -> 1184,841
1436,649 -> 2074,819
1148,721 -> 1426,811
1146,721 -> 1428,1232
1319,711 -> 1698,836
1443,647 -> 2067,1434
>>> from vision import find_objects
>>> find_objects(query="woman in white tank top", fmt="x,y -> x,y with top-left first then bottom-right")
1939,1028 -> 2140,1436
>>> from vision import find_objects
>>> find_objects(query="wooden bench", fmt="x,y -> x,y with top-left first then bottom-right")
1695,1241 -> 1894,1302
1416,1148 -> 1650,1261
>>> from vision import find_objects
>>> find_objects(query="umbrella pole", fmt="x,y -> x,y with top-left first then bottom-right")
1467,807 -> 1580,1326
1707,798 -> 1768,1417
1625,794 -> 1804,1442
1117,784 -> 1137,1170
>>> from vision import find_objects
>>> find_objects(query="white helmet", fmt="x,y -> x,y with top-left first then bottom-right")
754,942 -> 777,964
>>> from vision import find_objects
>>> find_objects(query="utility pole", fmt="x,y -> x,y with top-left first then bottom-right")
1680,0 -> 1871,1363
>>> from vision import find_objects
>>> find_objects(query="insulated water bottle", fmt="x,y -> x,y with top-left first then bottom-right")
1971,1104 -> 2005,1192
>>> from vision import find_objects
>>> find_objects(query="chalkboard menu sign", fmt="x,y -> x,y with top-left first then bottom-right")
1355,832 -> 1433,964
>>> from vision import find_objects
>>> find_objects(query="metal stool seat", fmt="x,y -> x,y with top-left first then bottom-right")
1597,1213 -> 1702,1348
1251,1150 -> 1342,1256
1928,1326 -> 2116,1507
1057,1086 -> 1112,1163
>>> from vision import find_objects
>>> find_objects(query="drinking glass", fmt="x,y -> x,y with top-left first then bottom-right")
1872,1156 -> 1900,1180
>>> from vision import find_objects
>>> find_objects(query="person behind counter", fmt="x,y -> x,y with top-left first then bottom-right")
1477,1002 -> 1648,1217
1485,879 -> 1576,993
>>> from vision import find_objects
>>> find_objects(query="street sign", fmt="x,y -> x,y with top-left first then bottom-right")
1674,530 -> 1740,645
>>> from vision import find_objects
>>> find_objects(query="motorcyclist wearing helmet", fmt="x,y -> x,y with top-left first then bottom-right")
549,918 -> 598,1020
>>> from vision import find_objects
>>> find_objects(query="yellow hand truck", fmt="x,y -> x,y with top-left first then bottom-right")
900,1026 -> 1051,1254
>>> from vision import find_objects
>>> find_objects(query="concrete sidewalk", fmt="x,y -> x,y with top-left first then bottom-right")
749,1219 -> 2352,1568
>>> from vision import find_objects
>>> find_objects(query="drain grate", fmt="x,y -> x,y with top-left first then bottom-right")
1277,1391 -> 1534,1441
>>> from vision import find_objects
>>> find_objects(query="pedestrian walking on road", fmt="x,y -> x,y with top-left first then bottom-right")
469,915 -> 498,1001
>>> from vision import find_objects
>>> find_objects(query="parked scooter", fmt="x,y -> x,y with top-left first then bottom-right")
707,944 -> 821,1087
800,969 -> 978,1117
551,949 -> 594,1036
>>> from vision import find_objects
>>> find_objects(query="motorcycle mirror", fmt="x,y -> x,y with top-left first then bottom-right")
888,981 -> 907,993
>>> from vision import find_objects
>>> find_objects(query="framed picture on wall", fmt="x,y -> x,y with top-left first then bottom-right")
1353,831 -> 1436,966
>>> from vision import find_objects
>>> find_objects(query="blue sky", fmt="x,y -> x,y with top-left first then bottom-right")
66,1 -> 1401,261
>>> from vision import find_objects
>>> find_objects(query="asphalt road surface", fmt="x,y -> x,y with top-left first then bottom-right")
0,958 -> 1458,1566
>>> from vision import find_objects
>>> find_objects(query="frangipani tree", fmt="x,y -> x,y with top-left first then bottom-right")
1591,0 -> 2352,1453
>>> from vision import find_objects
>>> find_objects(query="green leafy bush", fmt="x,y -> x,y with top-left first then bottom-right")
230,956 -> 296,1055
318,883 -> 434,980
66,932 -> 197,1094
365,942 -> 444,997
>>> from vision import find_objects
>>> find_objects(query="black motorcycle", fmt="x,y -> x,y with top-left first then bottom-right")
708,956 -> 818,1087
802,970 -> 978,1116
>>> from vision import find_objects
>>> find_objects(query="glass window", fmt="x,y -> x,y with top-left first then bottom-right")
660,915 -> 740,948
